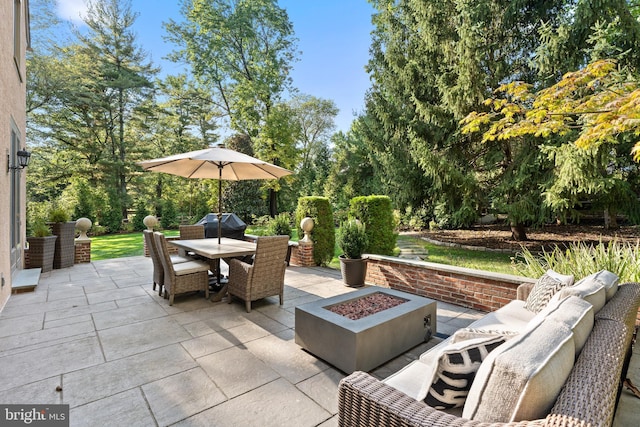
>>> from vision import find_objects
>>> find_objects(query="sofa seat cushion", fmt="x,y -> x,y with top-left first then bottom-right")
462,319 -> 575,423
556,273 -> 606,313
424,335 -> 508,409
463,300 -> 535,333
524,270 -> 572,313
383,358 -> 437,400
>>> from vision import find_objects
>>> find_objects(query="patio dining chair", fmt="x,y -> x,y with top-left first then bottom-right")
179,224 -> 205,239
153,231 -> 210,305
227,235 -> 289,312
143,230 -> 192,296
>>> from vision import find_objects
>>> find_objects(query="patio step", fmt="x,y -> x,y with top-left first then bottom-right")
11,268 -> 41,294
397,238 -> 428,261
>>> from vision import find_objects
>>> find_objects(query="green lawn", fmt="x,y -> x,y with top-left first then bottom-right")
91,230 -> 179,261
90,229 -> 515,275
397,235 -> 517,275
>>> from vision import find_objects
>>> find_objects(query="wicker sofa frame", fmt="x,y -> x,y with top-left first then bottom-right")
338,282 -> 640,427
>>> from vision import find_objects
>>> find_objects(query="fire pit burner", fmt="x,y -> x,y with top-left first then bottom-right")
326,292 -> 408,320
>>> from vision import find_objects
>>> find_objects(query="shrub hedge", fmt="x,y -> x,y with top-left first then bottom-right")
349,195 -> 396,255
296,196 -> 335,266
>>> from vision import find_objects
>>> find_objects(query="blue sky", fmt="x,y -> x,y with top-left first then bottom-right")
55,0 -> 376,134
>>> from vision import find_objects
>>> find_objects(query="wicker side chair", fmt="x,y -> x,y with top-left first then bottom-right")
153,231 -> 210,305
227,235 -> 289,312
143,230 -> 191,296
179,224 -> 205,239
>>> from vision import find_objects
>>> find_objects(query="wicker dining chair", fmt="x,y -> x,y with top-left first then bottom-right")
153,231 -> 210,305
143,230 -> 192,296
227,235 -> 289,312
179,224 -> 205,239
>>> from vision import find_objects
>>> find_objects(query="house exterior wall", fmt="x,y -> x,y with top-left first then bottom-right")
0,0 -> 29,311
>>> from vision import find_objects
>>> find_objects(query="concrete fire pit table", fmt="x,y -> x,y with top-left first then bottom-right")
295,286 -> 437,374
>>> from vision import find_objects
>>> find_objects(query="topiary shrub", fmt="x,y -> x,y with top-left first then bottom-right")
296,196 -> 334,266
349,195 -> 396,255
337,220 -> 368,259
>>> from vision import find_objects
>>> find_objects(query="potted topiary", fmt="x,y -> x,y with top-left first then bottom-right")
27,219 -> 57,272
49,207 -> 76,269
337,220 -> 368,287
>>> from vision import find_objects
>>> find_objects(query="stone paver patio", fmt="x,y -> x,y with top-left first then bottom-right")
0,256 -> 637,426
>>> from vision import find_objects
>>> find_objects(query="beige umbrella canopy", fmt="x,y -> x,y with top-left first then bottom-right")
138,147 -> 292,243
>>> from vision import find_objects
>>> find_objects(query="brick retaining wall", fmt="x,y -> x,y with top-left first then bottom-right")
364,254 -> 536,313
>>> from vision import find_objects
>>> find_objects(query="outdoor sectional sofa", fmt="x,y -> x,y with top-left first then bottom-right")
338,270 -> 640,426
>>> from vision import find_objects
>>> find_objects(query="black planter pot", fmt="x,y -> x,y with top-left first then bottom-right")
339,255 -> 367,287
51,221 -> 77,269
27,235 -> 57,272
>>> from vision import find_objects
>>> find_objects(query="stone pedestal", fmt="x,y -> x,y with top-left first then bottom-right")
290,240 -> 314,266
75,240 -> 91,263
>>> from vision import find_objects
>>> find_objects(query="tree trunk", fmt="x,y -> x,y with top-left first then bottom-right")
510,223 -> 528,241
604,207 -> 618,229
269,189 -> 277,217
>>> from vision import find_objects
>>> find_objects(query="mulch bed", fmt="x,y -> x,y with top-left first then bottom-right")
419,223 -> 640,252
327,292 -> 408,320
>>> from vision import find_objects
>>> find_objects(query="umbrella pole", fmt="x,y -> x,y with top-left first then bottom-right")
218,165 -> 222,245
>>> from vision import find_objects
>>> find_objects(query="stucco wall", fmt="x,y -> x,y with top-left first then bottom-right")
0,1 -> 29,311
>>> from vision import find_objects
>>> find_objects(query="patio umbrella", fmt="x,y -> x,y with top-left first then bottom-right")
138,147 -> 292,244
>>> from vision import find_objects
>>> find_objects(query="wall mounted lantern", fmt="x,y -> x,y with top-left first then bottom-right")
7,149 -> 31,171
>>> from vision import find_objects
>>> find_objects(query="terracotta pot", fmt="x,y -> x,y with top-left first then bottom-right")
339,255 -> 367,287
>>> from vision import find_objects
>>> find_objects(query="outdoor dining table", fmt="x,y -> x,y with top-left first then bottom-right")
169,237 -> 257,300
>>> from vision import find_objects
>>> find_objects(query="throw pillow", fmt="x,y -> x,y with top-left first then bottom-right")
462,319 -> 575,422
451,328 -> 519,344
424,336 -> 506,410
524,271 -> 568,313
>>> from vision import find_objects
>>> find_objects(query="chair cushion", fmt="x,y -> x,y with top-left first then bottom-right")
533,295 -> 594,357
424,335 -> 508,409
462,318 -> 575,422
524,270 -> 571,313
556,273 -> 606,313
173,260 -> 210,275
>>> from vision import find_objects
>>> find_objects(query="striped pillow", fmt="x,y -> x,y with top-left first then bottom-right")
425,335 -> 506,409
524,273 -> 566,313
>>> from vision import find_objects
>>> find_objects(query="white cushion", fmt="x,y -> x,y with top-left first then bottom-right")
464,300 -> 536,333
423,335 -> 508,409
556,273 -> 606,313
173,260 -> 210,275
462,319 -> 575,422
534,295 -> 594,357
593,270 -> 619,301
383,358 -> 437,400
524,270 -> 570,313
